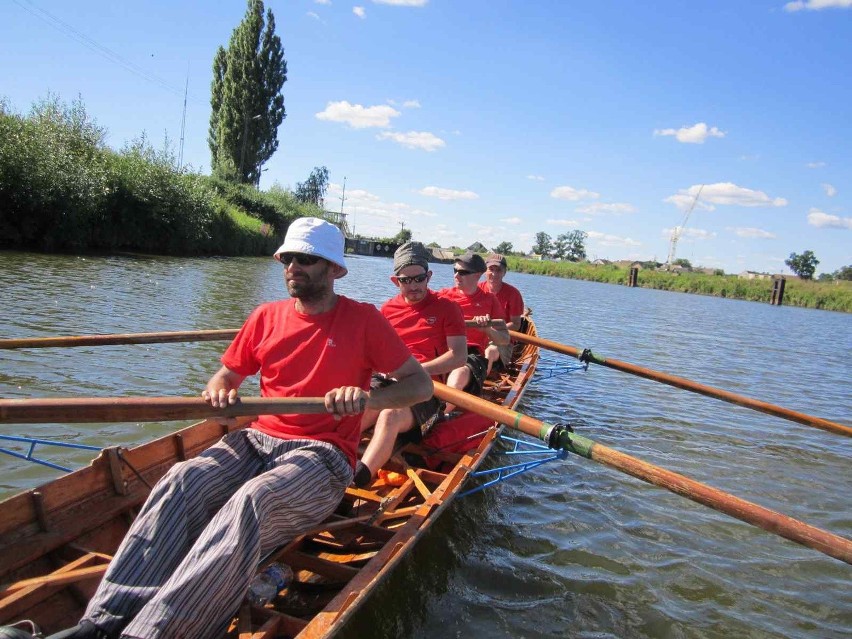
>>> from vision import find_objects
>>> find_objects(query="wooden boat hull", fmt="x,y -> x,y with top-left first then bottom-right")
0,321 -> 540,638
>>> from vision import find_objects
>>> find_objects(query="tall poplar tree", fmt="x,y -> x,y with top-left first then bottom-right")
209,0 -> 286,184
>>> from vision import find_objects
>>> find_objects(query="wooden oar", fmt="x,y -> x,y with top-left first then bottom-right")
509,331 -> 852,438
0,321 -> 506,350
0,397 -> 329,424
0,329 -> 240,349
432,382 -> 852,565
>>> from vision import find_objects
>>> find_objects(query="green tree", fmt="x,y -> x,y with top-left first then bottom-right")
394,228 -> 412,243
532,231 -> 553,257
556,230 -> 587,262
209,0 -> 287,185
673,258 -> 692,269
294,166 -> 329,206
834,265 -> 852,281
785,250 -> 819,280
493,241 -> 513,255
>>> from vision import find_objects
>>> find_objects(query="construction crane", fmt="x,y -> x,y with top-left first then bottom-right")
666,184 -> 704,268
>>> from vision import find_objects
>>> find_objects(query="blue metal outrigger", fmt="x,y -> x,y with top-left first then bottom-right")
0,435 -> 102,472
460,433 -> 569,498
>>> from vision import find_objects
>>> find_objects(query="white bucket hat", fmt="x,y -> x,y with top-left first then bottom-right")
274,217 -> 348,276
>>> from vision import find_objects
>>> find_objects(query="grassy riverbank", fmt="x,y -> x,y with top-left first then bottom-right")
508,258 -> 852,312
0,96 -> 320,256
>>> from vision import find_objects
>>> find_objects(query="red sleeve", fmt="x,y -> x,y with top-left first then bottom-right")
507,286 -> 524,317
221,306 -> 264,376
364,304 -> 413,374
443,300 -> 467,337
490,294 -> 505,320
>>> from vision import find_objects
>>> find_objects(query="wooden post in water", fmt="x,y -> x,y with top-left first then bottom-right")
770,275 -> 786,306
628,266 -> 639,287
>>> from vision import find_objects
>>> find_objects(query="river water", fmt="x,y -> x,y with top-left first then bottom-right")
1,251 -> 850,638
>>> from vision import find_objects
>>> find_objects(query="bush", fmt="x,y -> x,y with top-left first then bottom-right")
509,258 -> 852,312
0,95 -> 320,257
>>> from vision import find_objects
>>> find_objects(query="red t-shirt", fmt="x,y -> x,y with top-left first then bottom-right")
479,281 -> 524,320
438,287 -> 504,352
381,290 -> 466,377
221,296 -> 412,467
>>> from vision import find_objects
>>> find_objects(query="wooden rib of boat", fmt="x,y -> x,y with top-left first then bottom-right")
0,320 -> 540,638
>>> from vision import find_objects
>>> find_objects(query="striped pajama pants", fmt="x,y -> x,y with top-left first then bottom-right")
82,429 -> 352,639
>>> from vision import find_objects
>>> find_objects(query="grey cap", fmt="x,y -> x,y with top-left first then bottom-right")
393,241 -> 431,274
455,251 -> 486,273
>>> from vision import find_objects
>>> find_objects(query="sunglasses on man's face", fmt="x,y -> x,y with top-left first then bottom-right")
280,253 -> 322,267
396,273 -> 429,285
453,269 -> 474,276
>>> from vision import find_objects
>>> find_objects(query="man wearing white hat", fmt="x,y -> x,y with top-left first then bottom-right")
50,217 -> 432,639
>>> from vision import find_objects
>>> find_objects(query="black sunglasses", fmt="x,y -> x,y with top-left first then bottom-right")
280,253 -> 322,267
453,268 -> 474,276
397,273 -> 429,285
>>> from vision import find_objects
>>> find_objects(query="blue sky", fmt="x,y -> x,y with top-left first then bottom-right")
3,0 -> 850,275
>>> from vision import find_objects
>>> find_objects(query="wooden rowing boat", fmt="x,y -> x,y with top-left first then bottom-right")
0,320 -> 540,638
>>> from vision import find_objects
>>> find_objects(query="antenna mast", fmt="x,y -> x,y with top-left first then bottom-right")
337,177 -> 352,237
667,184 -> 704,268
177,63 -> 189,171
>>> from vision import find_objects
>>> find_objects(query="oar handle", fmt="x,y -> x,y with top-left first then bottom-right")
0,397 -> 330,424
432,382 -> 852,565
508,331 -> 852,438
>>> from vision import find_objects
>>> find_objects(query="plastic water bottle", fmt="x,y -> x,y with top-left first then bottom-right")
246,562 -> 294,606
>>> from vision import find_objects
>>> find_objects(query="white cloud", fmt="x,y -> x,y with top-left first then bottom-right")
527,175 -> 545,181
316,101 -> 399,128
784,0 -> 852,12
314,0 -> 331,4
654,122 -> 725,144
575,202 -> 636,215
550,186 -> 600,201
807,208 -> 852,229
307,12 -> 320,20
822,183 -> 837,197
807,161 -> 826,168
417,186 -> 479,200
377,130 -> 446,151
353,6 -> 366,18
545,218 -> 581,227
587,231 -> 642,247
402,99 -> 421,108
373,0 -> 428,5
665,182 -> 788,210
662,227 -> 717,241
730,227 -> 777,239
325,183 -> 440,238
501,217 -> 522,224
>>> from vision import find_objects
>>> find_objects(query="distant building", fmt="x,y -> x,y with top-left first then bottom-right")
613,259 -> 641,269
591,258 -> 611,266
429,247 -> 456,263
345,238 -> 398,257
739,271 -> 771,280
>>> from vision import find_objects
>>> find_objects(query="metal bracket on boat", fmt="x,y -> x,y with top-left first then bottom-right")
542,422 -> 573,450
577,348 -> 596,369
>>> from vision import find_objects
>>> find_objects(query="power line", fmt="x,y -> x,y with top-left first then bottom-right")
12,0 -> 204,103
